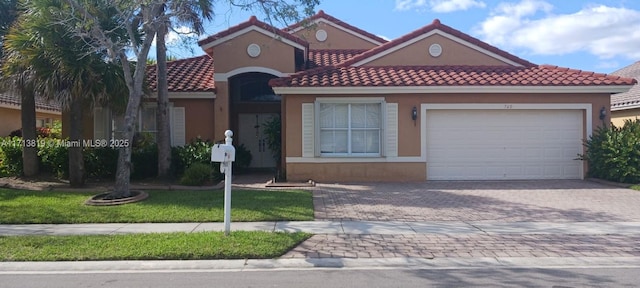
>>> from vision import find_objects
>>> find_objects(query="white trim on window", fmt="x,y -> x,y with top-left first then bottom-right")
314,98 -> 385,158
214,66 -> 287,81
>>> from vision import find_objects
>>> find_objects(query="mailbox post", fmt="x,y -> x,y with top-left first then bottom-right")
211,130 -> 236,236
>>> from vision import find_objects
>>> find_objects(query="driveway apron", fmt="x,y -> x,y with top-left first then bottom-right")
312,180 -> 640,222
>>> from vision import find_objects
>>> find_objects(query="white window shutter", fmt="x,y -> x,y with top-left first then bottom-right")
385,103 -> 398,157
302,103 -> 314,157
93,107 -> 109,140
171,107 -> 186,147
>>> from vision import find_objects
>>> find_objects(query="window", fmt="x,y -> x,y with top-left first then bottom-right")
36,118 -> 50,128
319,102 -> 381,156
110,105 -> 157,141
140,106 -> 157,141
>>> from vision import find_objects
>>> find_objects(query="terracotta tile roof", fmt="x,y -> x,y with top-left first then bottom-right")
146,55 -> 215,92
284,10 -> 389,45
198,16 -> 308,48
269,65 -> 636,88
339,19 -> 536,68
0,92 -> 61,112
610,61 -> 640,110
308,49 -> 368,67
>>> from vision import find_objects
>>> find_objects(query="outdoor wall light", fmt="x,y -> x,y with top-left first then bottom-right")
412,106 -> 418,121
599,106 -> 607,120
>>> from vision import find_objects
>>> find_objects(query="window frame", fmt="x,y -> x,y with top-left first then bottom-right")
109,103 -> 161,141
314,97 -> 386,158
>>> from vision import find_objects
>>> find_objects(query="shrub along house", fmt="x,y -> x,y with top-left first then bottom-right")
76,11 -> 635,181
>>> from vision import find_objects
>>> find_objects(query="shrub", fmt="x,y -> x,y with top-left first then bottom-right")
179,163 -> 212,186
131,138 -> 158,180
581,119 -> 640,183
0,137 -> 23,176
38,139 -> 68,178
84,147 -> 118,180
171,137 -> 213,177
8,129 -> 21,138
7,128 -> 52,138
233,143 -> 252,173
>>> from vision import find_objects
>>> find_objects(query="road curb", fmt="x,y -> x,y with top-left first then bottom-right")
2,257 -> 640,273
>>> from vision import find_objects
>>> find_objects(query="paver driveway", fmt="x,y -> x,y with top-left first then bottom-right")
313,180 -> 640,222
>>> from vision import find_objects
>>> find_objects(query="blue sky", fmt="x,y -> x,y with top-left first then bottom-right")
161,0 -> 640,74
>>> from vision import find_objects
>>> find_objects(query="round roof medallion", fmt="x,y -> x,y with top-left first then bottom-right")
429,43 -> 443,57
247,43 -> 261,58
315,29 -> 328,42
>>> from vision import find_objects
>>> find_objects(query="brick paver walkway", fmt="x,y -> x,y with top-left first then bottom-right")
282,180 -> 640,259
283,234 -> 640,259
313,180 -> 640,222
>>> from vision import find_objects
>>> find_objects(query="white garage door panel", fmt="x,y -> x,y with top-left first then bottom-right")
426,109 -> 583,180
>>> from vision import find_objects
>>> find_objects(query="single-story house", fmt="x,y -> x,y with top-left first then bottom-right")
76,10 -> 635,182
610,61 -> 640,127
0,92 -> 62,136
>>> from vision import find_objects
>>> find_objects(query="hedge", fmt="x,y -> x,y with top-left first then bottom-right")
581,119 -> 640,184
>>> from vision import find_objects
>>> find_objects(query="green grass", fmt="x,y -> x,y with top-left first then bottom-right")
631,185 -> 640,191
0,231 -> 311,261
0,189 -> 314,224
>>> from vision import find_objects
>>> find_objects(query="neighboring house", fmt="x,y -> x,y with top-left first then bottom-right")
610,61 -> 640,127
0,92 -> 62,136
78,10 -> 635,181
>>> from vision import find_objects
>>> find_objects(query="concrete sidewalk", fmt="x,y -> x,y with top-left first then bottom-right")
2,221 -> 640,236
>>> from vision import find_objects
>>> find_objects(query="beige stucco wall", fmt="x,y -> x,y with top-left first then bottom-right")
364,34 -> 513,67
211,30 -> 298,74
171,99 -> 216,142
291,21 -> 379,50
71,99 -> 216,143
0,107 -> 21,136
1,107 -> 62,137
283,92 -> 610,182
611,108 -> 640,127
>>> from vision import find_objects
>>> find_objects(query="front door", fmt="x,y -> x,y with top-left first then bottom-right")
238,113 -> 278,168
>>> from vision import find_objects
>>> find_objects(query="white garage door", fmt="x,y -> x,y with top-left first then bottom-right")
426,109 -> 583,180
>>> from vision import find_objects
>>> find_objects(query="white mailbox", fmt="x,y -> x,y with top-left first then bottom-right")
211,143 -> 236,162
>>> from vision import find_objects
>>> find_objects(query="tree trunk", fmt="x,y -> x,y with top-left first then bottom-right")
68,97 -> 84,187
21,90 -> 38,177
108,2 -> 159,199
156,22 -> 171,178
112,106 -> 137,199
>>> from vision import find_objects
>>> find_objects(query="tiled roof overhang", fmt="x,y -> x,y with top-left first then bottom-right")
0,92 -> 62,113
271,65 -> 636,94
146,55 -> 216,93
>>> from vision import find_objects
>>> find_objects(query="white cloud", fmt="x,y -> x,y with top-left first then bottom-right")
376,34 -> 392,41
395,0 -> 486,13
596,60 -> 620,70
476,0 -> 640,61
152,26 -> 197,46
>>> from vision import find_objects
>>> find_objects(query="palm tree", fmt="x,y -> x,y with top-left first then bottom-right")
155,0 -> 212,177
3,0 -> 128,186
0,0 -> 19,59
0,61 -> 39,177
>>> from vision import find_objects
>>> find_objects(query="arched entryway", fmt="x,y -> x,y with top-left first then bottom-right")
229,72 -> 280,170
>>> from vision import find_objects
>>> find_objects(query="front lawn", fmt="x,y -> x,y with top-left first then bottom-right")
0,231 -> 311,261
0,189 -> 314,224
